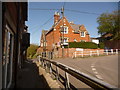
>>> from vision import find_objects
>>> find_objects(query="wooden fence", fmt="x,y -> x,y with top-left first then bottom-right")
73,49 -> 119,58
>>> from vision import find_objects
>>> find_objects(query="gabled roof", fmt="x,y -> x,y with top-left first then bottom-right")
46,16 -> 89,35
102,33 -> 113,38
40,30 -> 48,41
43,30 -> 48,34
70,23 -> 81,33
46,17 -> 64,35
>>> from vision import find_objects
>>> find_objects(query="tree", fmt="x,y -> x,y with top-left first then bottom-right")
27,44 -> 39,58
97,10 -> 120,40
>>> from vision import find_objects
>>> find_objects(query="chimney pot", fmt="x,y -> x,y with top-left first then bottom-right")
54,12 -> 60,24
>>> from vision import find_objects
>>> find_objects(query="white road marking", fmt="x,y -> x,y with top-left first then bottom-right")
96,74 -> 103,80
92,68 -> 96,71
94,71 -> 98,74
91,63 -> 103,80
91,66 -> 95,68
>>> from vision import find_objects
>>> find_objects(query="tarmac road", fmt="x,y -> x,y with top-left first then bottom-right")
54,55 -> 119,87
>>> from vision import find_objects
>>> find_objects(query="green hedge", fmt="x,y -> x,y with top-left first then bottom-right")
98,42 -> 104,49
64,42 -> 99,49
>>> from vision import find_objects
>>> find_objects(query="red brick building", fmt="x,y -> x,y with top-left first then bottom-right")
40,12 -> 90,52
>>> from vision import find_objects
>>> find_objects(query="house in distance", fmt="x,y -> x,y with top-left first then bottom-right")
38,12 -> 91,57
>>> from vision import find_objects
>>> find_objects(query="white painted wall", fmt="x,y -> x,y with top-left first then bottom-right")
91,39 -> 99,44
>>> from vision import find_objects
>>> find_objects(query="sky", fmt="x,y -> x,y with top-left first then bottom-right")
26,2 -> 118,45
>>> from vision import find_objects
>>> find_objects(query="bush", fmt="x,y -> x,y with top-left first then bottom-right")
27,44 -> 39,59
32,53 -> 38,59
65,42 -> 98,49
98,42 -> 104,49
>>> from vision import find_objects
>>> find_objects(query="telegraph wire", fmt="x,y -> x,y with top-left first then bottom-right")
31,16 -> 53,36
65,9 -> 100,15
31,8 -> 61,35
29,8 -> 100,15
29,8 -> 60,11
30,6 -> 100,35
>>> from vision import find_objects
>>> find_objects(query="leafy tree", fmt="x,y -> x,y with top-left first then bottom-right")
27,44 -> 39,58
97,10 -> 120,40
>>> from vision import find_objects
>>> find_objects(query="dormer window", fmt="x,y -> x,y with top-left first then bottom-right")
81,31 -> 85,37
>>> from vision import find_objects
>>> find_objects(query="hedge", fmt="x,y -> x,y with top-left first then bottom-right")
64,42 -> 99,49
98,42 -> 104,49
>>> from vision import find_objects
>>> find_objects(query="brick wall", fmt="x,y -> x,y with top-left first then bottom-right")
46,17 -> 90,52
53,48 -> 104,58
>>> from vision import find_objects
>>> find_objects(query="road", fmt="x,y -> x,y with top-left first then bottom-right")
53,55 -> 119,87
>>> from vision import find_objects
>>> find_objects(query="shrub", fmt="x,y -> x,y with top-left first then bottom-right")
65,42 -> 98,49
98,42 -> 104,49
27,44 -> 39,59
32,53 -> 38,59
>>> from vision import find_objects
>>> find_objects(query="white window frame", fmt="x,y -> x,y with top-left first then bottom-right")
63,37 -> 68,43
80,31 -> 85,37
64,26 -> 68,34
60,26 -> 68,34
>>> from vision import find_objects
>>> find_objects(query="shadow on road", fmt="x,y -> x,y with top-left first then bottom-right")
16,59 -> 50,89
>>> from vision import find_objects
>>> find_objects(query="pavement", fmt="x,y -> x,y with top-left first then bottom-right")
16,59 -> 51,88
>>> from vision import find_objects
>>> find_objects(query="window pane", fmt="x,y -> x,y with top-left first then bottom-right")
81,32 -> 85,36
3,25 -> 14,88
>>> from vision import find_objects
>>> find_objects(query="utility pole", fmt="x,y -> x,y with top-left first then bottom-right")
43,30 -> 46,57
61,6 -> 64,58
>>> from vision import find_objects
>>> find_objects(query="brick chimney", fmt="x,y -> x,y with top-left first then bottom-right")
54,12 -> 60,24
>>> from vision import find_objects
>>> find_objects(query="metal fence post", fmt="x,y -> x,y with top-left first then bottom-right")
56,66 -> 59,80
41,58 -> 43,67
38,55 -> 41,65
45,61 -> 47,70
65,70 -> 70,89
49,63 -> 52,74
43,59 -> 45,68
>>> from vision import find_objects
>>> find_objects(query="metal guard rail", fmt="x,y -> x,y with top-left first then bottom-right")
38,56 -> 117,89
